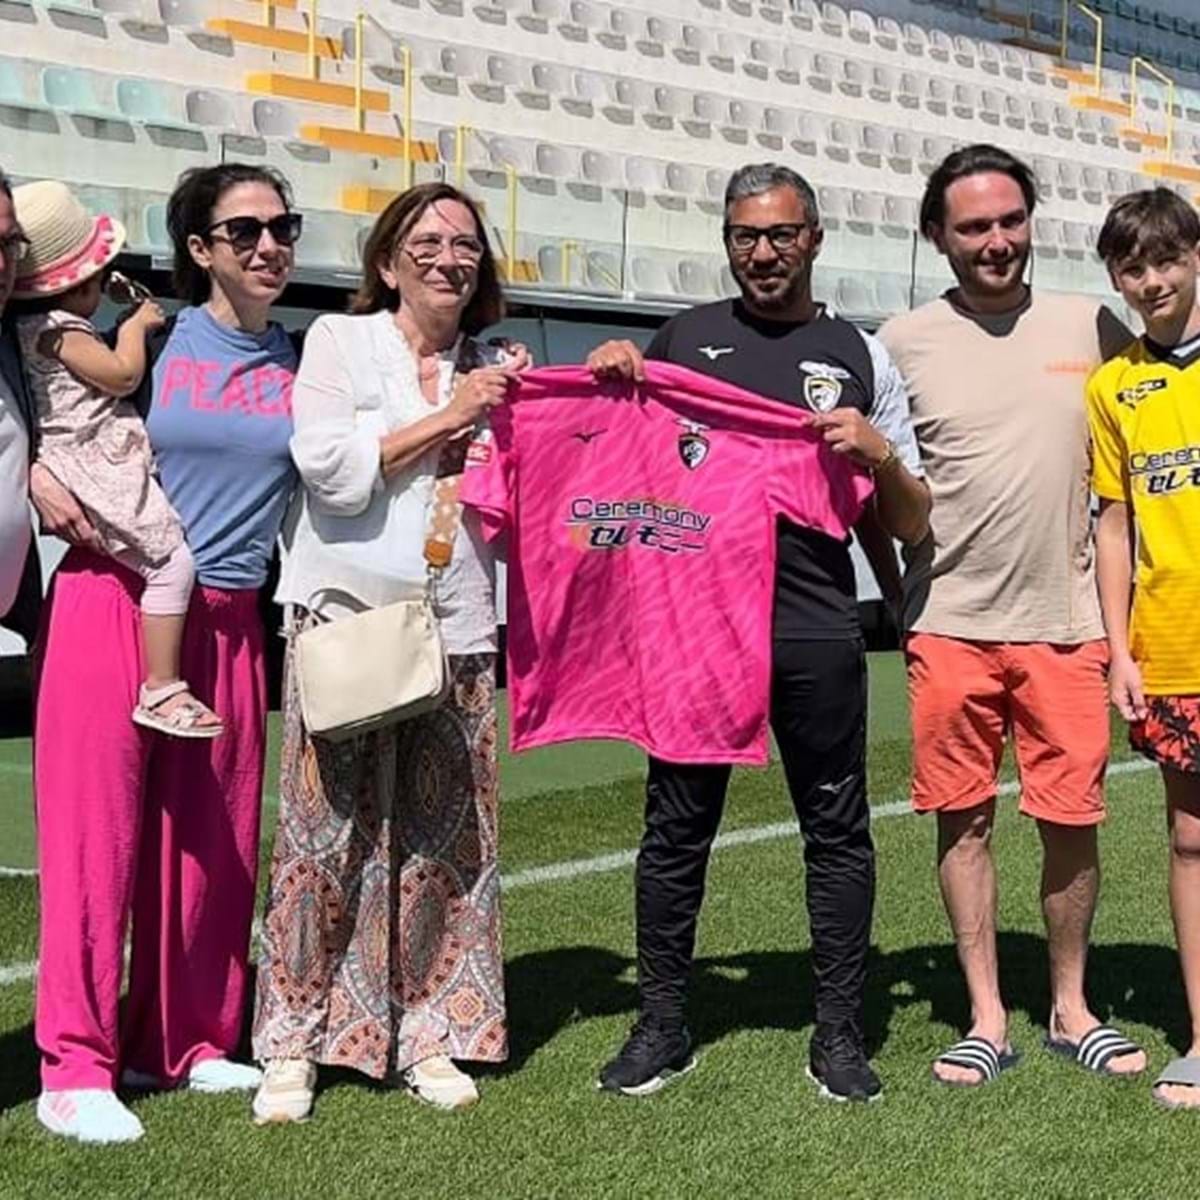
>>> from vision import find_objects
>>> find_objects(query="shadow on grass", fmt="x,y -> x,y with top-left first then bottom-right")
496,933 -> 1193,1073
0,1020 -> 39,1112
1,936 -> 1191,1115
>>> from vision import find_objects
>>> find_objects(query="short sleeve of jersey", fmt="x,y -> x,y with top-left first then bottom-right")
1085,364 -> 1129,503
644,318 -> 675,362
767,443 -> 874,540
459,410 -> 515,541
860,330 -> 924,478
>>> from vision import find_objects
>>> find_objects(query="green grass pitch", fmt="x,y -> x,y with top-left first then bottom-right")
0,652 -> 1196,1199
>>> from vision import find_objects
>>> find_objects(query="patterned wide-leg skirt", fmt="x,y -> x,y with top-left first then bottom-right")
253,645 -> 508,1077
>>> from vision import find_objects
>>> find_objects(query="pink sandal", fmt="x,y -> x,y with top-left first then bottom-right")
132,680 -> 224,740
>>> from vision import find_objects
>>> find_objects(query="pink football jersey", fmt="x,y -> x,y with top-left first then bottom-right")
461,362 -> 874,764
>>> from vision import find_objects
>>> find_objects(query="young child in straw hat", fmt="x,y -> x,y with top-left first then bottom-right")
13,180 -> 222,738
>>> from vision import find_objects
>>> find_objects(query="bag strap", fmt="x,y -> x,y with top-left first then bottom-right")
424,470 -> 463,572
423,337 -> 486,572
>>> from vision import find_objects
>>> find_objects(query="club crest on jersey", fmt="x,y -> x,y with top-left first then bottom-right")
677,419 -> 710,470
799,360 -> 849,413
802,374 -> 842,412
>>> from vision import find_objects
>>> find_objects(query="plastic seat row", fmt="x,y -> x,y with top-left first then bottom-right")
362,31 -> 1136,172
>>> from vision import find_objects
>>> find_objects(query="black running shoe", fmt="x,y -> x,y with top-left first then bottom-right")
597,1018 -> 697,1096
807,1024 -> 882,1103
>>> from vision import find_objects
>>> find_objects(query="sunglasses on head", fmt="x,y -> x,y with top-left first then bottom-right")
204,212 -> 303,254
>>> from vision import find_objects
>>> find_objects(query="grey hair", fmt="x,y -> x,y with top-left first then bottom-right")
723,163 -> 820,227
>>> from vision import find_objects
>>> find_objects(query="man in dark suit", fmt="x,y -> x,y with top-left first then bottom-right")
0,166 -> 41,644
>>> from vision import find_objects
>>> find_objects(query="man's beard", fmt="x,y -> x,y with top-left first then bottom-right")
735,265 -> 805,311
955,245 -> 1030,294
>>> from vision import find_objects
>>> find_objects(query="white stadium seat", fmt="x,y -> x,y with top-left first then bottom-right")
3,0 -> 1184,309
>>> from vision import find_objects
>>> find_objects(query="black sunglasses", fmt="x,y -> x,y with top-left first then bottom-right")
204,212 -> 303,253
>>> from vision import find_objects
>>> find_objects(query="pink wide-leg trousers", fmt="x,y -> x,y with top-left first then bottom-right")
34,550 -> 266,1091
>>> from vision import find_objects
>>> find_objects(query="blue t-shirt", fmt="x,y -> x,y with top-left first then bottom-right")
146,305 -> 297,589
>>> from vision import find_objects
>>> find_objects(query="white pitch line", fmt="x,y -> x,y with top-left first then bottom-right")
502,758 -> 1154,891
0,758 -> 1157,986
0,961 -> 35,985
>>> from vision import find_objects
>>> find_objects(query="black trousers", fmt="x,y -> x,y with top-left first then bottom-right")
635,638 -> 875,1032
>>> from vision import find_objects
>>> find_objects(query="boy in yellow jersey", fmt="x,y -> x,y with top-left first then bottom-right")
1089,188 -> 1200,1111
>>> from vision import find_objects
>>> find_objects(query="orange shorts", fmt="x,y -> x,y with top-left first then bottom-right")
906,634 -> 1110,826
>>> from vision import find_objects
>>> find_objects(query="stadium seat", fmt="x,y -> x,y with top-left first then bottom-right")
489,134 -> 537,172
1034,216 -> 1063,250
664,160 -> 704,197
834,274 -> 873,316
580,147 -> 620,186
41,66 -> 127,125
849,189 -> 884,227
302,209 -> 358,270
728,97 -> 764,133
517,0 -> 563,33
624,154 -> 665,193
535,141 -> 579,178
818,184 -> 851,229
114,78 -> 195,134
847,9 -> 875,45
644,14 -> 682,51
185,88 -> 236,130
874,15 -> 903,52
873,273 -> 909,315
882,194 -> 917,232
820,2 -> 849,38
0,59 -> 48,113
531,61 -> 570,97
559,0 -> 602,41
584,246 -> 621,290
927,28 -> 956,64
536,240 -> 577,287
675,256 -> 714,298
252,98 -> 300,140
788,0 -> 821,34
628,255 -> 676,295
142,200 -> 168,252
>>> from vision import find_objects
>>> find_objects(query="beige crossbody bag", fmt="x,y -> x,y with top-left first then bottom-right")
293,463 -> 464,744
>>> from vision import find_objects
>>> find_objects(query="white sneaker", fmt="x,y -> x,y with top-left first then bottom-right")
188,1058 -> 263,1093
252,1059 -> 317,1126
37,1089 -> 145,1144
401,1055 -> 479,1110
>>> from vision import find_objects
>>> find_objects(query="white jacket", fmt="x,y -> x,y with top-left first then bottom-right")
276,309 -> 497,655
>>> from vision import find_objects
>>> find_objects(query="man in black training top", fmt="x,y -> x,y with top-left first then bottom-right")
587,162 -> 930,1102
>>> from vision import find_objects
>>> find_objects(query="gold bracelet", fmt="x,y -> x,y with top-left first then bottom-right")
872,441 -> 899,475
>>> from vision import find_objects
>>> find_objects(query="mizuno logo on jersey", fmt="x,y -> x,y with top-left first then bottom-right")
570,429 -> 607,443
698,345 -> 736,361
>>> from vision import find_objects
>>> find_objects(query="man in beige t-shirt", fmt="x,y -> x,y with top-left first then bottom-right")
879,144 -> 1144,1087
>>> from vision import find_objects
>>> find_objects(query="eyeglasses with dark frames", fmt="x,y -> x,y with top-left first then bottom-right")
204,213 -> 304,254
724,223 -> 809,255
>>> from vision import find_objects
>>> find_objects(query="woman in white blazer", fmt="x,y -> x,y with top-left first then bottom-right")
253,183 -> 524,1125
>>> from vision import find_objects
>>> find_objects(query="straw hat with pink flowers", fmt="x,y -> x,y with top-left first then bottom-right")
11,180 -> 125,299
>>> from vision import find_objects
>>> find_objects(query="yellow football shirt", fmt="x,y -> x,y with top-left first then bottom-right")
1087,336 -> 1200,694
